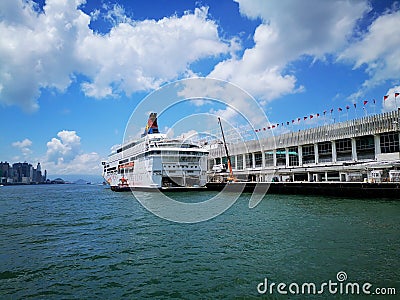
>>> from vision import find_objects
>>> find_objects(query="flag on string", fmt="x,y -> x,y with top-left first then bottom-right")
346,105 -> 350,110
297,118 -> 301,122
353,103 -> 357,108
263,128 -> 266,131
373,99 -> 376,104
286,121 -> 290,126
384,95 -> 389,101
363,100 -> 368,105
316,113 -> 320,117
338,107 -> 343,112
323,110 -> 327,115
267,126 -> 271,129
395,93 -> 399,98
292,120 -> 295,123
310,115 -> 313,119
304,116 -> 308,120
330,108 -> 334,113
272,125 -> 275,128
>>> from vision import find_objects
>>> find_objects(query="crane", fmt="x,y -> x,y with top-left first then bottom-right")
218,117 -> 237,182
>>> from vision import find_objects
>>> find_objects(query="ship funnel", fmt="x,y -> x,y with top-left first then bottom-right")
143,112 -> 159,136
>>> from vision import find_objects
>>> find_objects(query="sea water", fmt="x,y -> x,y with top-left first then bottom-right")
1,184 -> 399,299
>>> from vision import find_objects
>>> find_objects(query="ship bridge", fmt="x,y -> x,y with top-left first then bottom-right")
207,110 -> 400,183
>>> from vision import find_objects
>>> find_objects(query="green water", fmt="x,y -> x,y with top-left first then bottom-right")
0,184 -> 399,299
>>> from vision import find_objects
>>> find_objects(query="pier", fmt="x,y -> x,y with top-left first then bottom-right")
206,110 -> 400,184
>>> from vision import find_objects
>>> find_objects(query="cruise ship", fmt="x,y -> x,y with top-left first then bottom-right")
102,113 -> 209,191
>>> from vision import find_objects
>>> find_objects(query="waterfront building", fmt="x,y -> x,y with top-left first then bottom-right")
1,161 -> 47,184
207,110 -> 400,183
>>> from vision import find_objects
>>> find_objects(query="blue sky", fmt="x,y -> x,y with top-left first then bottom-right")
1,0 -> 400,176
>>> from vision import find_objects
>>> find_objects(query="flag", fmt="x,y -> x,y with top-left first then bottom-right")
384,95 -> 389,101
292,120 -> 295,123
304,116 -> 308,120
330,109 -> 334,113
297,118 -> 301,122
346,105 -> 350,110
338,107 -> 342,112
281,123 -> 284,126
316,113 -> 320,117
395,93 -> 399,98
323,110 -> 327,115
363,100 -> 368,105
286,121 -> 290,126
272,125 -> 275,128
263,128 -> 266,131
277,123 -> 279,127
310,115 -> 313,119
353,103 -> 357,108
373,99 -> 376,104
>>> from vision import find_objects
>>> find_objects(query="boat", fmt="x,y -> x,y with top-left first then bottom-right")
102,113 -> 209,191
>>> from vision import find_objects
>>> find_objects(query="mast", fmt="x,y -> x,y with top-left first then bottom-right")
218,117 -> 236,181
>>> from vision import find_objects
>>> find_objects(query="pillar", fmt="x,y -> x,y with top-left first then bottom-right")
252,152 -> 256,169
351,138 -> 357,161
374,134 -> 381,157
285,147 -> 290,167
314,143 -> 319,164
298,146 -> 303,166
331,141 -> 337,163
273,149 -> 277,167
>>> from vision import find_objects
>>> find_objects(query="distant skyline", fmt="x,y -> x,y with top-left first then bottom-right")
1,0 -> 400,175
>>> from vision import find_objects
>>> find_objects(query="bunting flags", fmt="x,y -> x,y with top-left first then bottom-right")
252,93 -> 400,132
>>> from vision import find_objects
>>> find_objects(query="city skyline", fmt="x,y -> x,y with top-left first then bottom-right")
1,0 -> 399,175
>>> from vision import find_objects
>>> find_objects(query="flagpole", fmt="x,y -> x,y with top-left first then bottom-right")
354,103 -> 358,119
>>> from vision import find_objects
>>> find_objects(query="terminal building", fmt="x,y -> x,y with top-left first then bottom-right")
207,110 -> 400,183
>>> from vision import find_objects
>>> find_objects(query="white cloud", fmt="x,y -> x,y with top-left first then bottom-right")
339,10 -> 400,89
12,138 -> 33,156
209,0 -> 370,102
382,86 -> 400,113
43,130 -> 100,174
0,1 -> 228,110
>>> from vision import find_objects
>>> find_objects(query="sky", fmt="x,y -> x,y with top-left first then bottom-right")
1,0 -> 400,177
